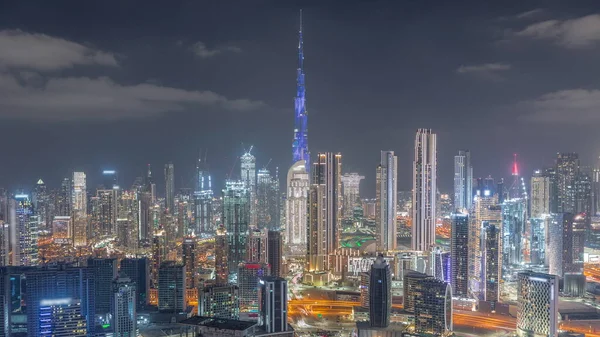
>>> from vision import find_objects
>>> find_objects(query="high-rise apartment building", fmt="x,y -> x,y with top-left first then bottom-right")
411,277 -> 453,336
215,227 -> 229,285
223,181 -> 250,280
341,173 -> 365,218
199,284 -> 239,319
119,257 -> 150,308
285,160 -> 309,253
256,168 -> 280,230
247,228 -> 268,264
548,213 -> 585,278
412,129 -> 437,251
259,277 -> 289,333
158,262 -> 186,313
454,150 -> 473,211
88,258 -> 117,316
368,255 -> 391,328
15,194 -> 38,266
470,194 -> 501,294
182,237 -> 198,289
96,189 -> 117,236
72,172 -> 87,247
307,153 -> 342,272
111,277 -> 137,337
164,163 -> 175,213
531,170 -> 550,218
502,198 -> 526,273
482,220 -> 501,308
32,179 -> 49,231
450,213 -> 468,297
556,153 -> 579,213
376,151 -> 397,252
516,271 -> 558,337
238,262 -> 270,313
38,298 -> 87,337
267,230 -> 283,278
241,149 -> 257,226
194,156 -> 213,233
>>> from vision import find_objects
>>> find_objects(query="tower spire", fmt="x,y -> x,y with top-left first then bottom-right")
292,9 -> 309,167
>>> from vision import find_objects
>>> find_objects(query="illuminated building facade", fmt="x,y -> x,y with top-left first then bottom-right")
39,298 -> 87,337
412,129 -> 437,252
199,284 -> 239,319
376,151 -> 397,252
182,237 -> 199,289
369,256 -> 391,328
88,258 -> 117,316
516,271 -> 558,337
412,277 -> 453,336
32,179 -> 49,231
341,173 -> 365,218
556,153 -> 579,213
215,228 -> 229,285
241,149 -> 257,226
238,262 -> 270,313
15,194 -> 38,266
72,172 -> 87,247
307,153 -> 342,272
96,189 -> 117,236
120,258 -> 149,308
194,156 -> 213,233
57,177 -> 72,217
454,150 -> 472,211
223,181 -> 250,279
259,277 -> 288,333
502,198 -> 526,273
267,230 -> 283,278
548,213 -> 585,278
165,163 -> 175,213
158,262 -> 185,313
247,228 -> 268,264
256,168 -> 280,230
450,213 -> 468,297
111,277 -> 137,337
483,220 -> 501,308
471,194 -> 501,295
530,217 -> 547,265
531,170 -> 550,218
292,10 -> 309,166
285,160 -> 309,252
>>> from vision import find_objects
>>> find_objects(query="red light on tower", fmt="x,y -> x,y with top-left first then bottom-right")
512,153 -> 519,176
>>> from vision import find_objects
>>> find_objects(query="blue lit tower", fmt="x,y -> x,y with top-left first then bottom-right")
292,10 -> 309,166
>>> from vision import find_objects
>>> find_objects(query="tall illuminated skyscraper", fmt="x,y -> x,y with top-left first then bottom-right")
57,177 -> 72,217
412,129 -> 437,252
182,237 -> 199,289
111,277 -> 137,337
214,227 -> 229,285
471,193 -> 501,296
241,148 -> 257,226
307,153 -> 342,272
292,10 -> 309,166
194,154 -> 213,233
341,173 -> 365,218
72,172 -> 87,247
516,271 -> 558,337
199,284 -> 239,319
259,277 -> 289,334
556,153 -> 579,213
15,194 -> 38,266
376,151 -> 397,252
32,179 -> 49,231
285,160 -> 309,253
96,189 -> 117,236
450,213 -> 468,297
531,170 -> 550,218
454,150 -> 472,211
158,262 -> 185,313
502,198 -> 526,272
256,168 -> 280,230
482,220 -> 501,309
164,163 -> 175,213
369,255 -> 392,328
223,181 -> 250,279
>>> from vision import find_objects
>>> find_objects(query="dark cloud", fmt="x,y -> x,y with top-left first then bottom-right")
516,14 -> 600,48
520,89 -> 600,123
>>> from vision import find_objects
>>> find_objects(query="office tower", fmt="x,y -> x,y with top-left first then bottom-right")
72,172 -> 87,247
509,154 -> 522,199
15,194 -> 38,266
285,160 -> 309,251
368,255 -> 391,328
497,178 -> 505,204
594,163 -> 600,215
139,185 -> 153,244
256,168 -> 280,230
259,277 -> 288,333
454,150 -> 473,211
101,169 -> 118,189
111,277 -> 137,337
88,258 -> 117,315
164,163 -> 175,213
360,272 -> 369,308
341,173 -> 365,218
150,233 -> 166,288
548,213 -> 585,277
223,181 -> 250,279
26,266 -> 95,337
482,220 -> 501,308
96,188 -> 117,236
412,129 -> 437,251
575,171 -> 592,230
194,154 -> 213,233
267,231 -> 283,278
376,151 -> 397,252
240,148 -> 257,226
502,198 -> 526,271
199,284 -> 240,319
516,271 -> 558,337
450,213 -> 468,297
38,298 -> 87,337
57,177 -> 72,216
307,153 -> 342,272
158,262 -> 185,313
531,170 -> 550,218
247,228 -> 268,263
120,258 -> 150,308
215,227 -> 229,284
292,10 -> 309,166
238,262 -> 270,312
429,246 -> 451,283
471,193 -> 501,294
530,217 -> 546,265
411,277 -> 453,336
182,237 -> 198,289
556,153 -> 579,213
403,270 -> 431,313
32,179 -> 49,231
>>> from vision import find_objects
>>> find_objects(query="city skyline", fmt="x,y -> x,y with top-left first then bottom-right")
2,1 -> 600,194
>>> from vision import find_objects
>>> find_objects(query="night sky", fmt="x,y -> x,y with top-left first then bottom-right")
1,0 -> 600,196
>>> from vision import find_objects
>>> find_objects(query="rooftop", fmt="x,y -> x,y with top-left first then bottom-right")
179,316 -> 256,331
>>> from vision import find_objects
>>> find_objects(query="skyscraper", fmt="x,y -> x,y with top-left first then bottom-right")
548,213 -> 585,278
411,277 -> 453,336
57,177 -> 72,217
259,277 -> 289,333
471,193 -> 501,295
482,220 -> 501,308
341,173 -> 365,218
450,213 -> 468,297
88,258 -> 117,316
516,271 -> 558,337
182,237 -> 198,289
32,179 -> 49,231
376,151 -> 397,252
164,163 -> 175,213
194,154 -> 213,233
238,262 -> 270,313
412,129 -> 437,252
267,230 -> 283,278
292,10 -> 309,166
502,198 -> 526,272
454,150 -> 473,211
199,284 -> 239,319
247,228 -> 268,263
38,298 -> 87,337
223,181 -> 250,279
158,262 -> 185,313
111,277 -> 137,337
215,227 -> 229,285
531,170 -> 550,218
15,194 -> 38,266
119,258 -> 149,309
285,160 -> 309,253
369,255 -> 391,328
256,168 -> 280,230
96,188 -> 117,236
307,153 -> 342,272
556,153 -> 579,213
72,172 -> 87,247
